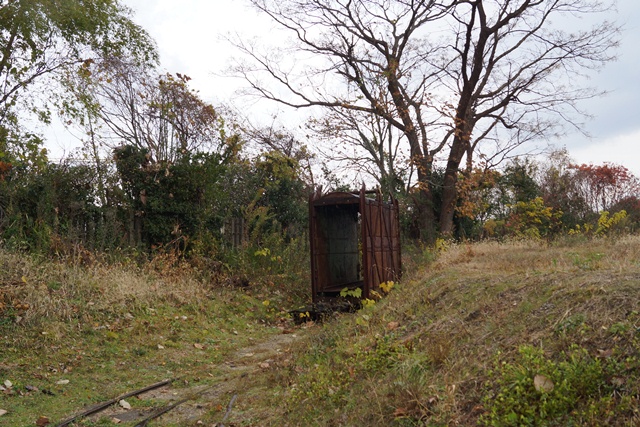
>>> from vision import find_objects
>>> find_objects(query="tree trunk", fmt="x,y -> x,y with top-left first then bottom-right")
414,154 -> 437,242
439,135 -> 468,236
386,65 -> 438,241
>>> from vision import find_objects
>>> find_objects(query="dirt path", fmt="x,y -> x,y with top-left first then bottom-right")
89,330 -> 302,425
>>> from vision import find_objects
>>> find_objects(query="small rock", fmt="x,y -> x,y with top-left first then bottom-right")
533,374 -> 554,393
56,379 -> 69,385
0,409 -> 8,416
3,380 -> 12,389
119,399 -> 132,410
157,344 -> 165,349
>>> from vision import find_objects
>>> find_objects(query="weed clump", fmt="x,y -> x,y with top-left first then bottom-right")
481,345 -> 639,426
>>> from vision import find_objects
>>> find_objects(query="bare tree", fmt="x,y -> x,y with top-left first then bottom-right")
308,107 -> 412,195
432,0 -> 619,234
64,56 -> 230,164
235,0 -> 619,238
235,0 -> 452,238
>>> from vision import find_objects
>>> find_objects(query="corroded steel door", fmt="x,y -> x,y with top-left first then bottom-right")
360,189 -> 401,298
309,189 -> 401,302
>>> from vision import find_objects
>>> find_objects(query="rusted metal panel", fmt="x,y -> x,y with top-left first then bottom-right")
309,187 -> 401,302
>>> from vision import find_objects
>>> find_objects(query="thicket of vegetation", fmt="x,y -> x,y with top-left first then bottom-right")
1,0 -> 632,262
3,143 -> 639,262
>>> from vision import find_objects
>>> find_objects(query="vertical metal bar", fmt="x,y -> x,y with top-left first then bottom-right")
380,201 -> 392,282
359,185 -> 370,299
394,197 -> 402,279
309,192 -> 318,303
378,196 -> 386,285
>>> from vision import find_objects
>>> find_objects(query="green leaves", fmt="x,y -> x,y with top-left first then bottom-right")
0,0 -> 157,158
481,345 -> 620,426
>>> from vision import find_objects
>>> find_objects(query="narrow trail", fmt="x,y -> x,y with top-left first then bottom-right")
88,330 -> 302,425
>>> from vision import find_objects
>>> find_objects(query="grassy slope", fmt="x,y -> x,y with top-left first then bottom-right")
249,236 -> 640,426
2,237 -> 640,426
0,249 -> 306,426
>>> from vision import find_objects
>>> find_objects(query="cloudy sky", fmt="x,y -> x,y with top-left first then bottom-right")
115,0 -> 640,174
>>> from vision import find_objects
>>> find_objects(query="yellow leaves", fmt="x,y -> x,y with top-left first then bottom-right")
369,290 -> 382,300
355,314 -> 370,326
569,210 -> 627,236
595,210 -> 627,236
340,287 -> 362,298
361,298 -> 376,308
254,247 -> 271,257
379,281 -> 394,294
455,168 -> 501,220
506,197 -> 562,239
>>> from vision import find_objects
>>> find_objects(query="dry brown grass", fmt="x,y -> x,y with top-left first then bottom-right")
255,235 -> 640,426
0,249 -> 214,327
0,245 -> 306,426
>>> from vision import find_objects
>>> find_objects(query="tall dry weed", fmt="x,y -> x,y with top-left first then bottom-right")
0,248 -> 213,327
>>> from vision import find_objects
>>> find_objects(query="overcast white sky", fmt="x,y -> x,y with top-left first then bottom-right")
82,0 -> 640,175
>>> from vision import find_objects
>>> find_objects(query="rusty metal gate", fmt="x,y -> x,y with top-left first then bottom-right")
309,187 -> 401,302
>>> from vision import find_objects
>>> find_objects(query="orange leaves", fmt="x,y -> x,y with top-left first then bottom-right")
455,168 -> 500,220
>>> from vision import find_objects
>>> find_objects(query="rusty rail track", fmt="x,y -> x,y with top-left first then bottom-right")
133,397 -> 190,427
56,378 -> 238,426
55,379 -> 175,427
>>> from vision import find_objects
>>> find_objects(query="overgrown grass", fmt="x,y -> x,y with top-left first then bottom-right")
242,236 -> 640,426
0,242 -> 309,426
3,236 -> 640,426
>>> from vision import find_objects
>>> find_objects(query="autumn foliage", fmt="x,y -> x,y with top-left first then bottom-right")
453,155 -> 640,240
570,163 -> 640,213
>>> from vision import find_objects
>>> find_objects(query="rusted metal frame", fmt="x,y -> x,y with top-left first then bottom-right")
377,197 -> 387,286
363,195 -> 381,297
55,379 -> 175,427
310,188 -> 401,301
391,198 -> 402,280
309,193 -> 318,302
380,200 -> 393,283
369,199 -> 379,291
384,196 -> 401,281
359,187 -> 371,298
